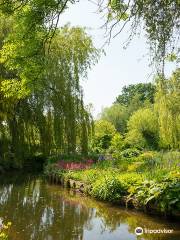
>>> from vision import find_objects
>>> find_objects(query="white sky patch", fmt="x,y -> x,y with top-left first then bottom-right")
59,0 -> 177,117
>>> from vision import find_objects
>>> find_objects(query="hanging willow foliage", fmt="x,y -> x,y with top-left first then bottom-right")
0,20 -> 99,167
155,69 -> 180,149
99,0 -> 180,72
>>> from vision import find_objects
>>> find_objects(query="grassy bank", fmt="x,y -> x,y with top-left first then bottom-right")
44,151 -> 180,218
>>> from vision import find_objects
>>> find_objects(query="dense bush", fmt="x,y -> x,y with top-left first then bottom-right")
118,173 -> 143,188
136,151 -> 180,180
110,133 -> 124,152
120,148 -> 141,158
128,180 -> 162,206
128,172 -> 180,214
158,174 -> 180,213
125,108 -> 159,149
130,151 -> 160,174
91,174 -> 127,202
91,120 -> 116,153
112,148 -> 142,171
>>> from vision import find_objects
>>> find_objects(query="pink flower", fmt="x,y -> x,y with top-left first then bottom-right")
55,160 -> 93,170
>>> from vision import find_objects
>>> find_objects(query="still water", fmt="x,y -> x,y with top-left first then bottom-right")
0,173 -> 179,240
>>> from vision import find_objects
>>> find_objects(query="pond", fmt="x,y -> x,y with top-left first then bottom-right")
0,173 -> 179,240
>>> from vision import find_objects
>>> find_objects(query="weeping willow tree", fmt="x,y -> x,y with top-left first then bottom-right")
0,0 -> 179,75
155,69 -> 180,149
96,0 -> 179,74
0,13 -> 99,168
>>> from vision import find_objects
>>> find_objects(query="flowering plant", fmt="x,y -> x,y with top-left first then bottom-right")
56,159 -> 94,170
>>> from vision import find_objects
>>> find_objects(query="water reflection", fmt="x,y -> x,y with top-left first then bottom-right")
0,174 -> 179,240
0,184 -> 13,204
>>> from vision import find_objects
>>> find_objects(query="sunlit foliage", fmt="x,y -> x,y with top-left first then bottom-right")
99,0 -> 180,71
155,69 -> 180,149
0,18 -> 99,167
126,108 -> 159,149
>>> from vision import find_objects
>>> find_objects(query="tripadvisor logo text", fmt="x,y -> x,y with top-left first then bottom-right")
135,227 -> 174,235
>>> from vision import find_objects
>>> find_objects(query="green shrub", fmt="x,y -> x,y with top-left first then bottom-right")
64,170 -> 84,181
110,133 -> 124,159
91,120 -> 116,153
91,174 -> 127,201
113,160 -> 129,171
157,172 -> 180,213
82,169 -> 101,184
120,148 -> 141,158
160,151 -> 180,170
118,173 -> 143,188
138,151 -> 180,180
128,180 -> 162,205
94,160 -> 114,169
113,148 -> 141,171
158,179 -> 180,213
127,162 -> 144,172
46,154 -> 84,164
86,153 -> 99,161
44,164 -> 65,178
132,151 -> 160,174
128,173 -> 180,214
139,151 -> 157,161
125,108 -> 159,149
64,169 -> 101,184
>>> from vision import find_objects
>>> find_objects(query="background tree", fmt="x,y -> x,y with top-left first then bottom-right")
110,132 -> 123,152
0,24 -> 99,168
115,83 -> 155,106
100,104 -> 128,133
91,120 -> 116,152
155,68 -> 180,149
125,108 -> 159,149
100,83 -> 155,133
0,0 -> 77,97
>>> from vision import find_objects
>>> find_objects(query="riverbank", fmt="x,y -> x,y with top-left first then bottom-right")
44,162 -> 180,219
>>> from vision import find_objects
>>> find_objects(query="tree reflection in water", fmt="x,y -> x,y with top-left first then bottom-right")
0,173 -> 179,240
